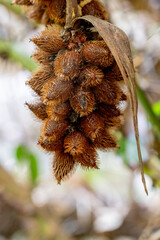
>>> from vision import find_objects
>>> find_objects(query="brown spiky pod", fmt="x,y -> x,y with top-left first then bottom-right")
105,61 -> 124,82
23,5 -> 50,25
26,102 -> 48,120
31,25 -> 66,54
53,151 -> 75,184
64,131 -> 90,156
75,146 -> 98,168
93,129 -> 119,150
43,118 -> 69,140
38,136 -> 64,152
54,50 -> 82,80
78,65 -> 104,87
24,0 -> 128,184
79,112 -> 105,141
82,40 -> 114,68
63,131 -> 98,168
13,0 -> 109,25
26,65 -> 54,95
79,0 -> 109,20
98,103 -> 122,118
69,86 -> 96,116
93,78 -> 124,104
23,0 -> 66,25
97,103 -> 123,129
42,76 -> 74,105
32,48 -> 56,65
46,101 -> 71,121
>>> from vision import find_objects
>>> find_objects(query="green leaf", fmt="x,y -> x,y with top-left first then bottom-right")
152,101 -> 160,116
137,86 -> 160,140
15,145 -> 39,184
117,137 -> 128,165
15,145 -> 30,162
117,137 -> 126,155
29,154 -> 39,183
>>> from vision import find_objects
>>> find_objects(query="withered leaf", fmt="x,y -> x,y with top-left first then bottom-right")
75,15 -> 148,195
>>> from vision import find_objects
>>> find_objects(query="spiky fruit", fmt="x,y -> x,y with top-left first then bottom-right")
26,65 -> 54,95
93,129 -> 119,150
69,86 -> 96,116
38,136 -> 64,152
75,146 -> 98,169
78,65 -> 104,87
13,0 -> 109,25
64,131 -> 90,156
79,0 -> 109,20
53,151 -> 75,184
82,41 -> 114,68
46,101 -> 71,121
26,102 -> 48,120
92,78 -> 123,104
54,50 -> 81,80
31,25 -> 66,53
43,118 -> 68,140
79,112 -> 104,141
42,76 -> 74,105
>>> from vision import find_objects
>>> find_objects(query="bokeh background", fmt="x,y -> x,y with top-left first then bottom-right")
0,0 -> 160,239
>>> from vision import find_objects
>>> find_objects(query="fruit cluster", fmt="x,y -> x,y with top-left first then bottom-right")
13,0 -> 109,25
26,23 -> 127,183
14,0 -> 127,183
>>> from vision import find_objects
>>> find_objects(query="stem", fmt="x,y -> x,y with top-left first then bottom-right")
137,85 -> 160,140
0,39 -> 37,72
65,0 -> 79,29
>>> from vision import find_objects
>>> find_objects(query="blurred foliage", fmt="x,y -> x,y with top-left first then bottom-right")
0,39 -> 37,71
0,0 -> 22,15
152,101 -> 160,116
15,144 -> 39,184
117,136 -> 128,165
144,159 -> 160,188
137,85 -> 160,140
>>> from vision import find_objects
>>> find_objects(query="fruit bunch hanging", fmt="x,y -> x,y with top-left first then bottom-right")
14,0 -> 148,193
13,0 -> 109,25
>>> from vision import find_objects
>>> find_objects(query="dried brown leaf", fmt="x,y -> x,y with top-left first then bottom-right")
76,15 -> 148,195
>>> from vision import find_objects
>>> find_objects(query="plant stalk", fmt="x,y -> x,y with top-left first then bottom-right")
65,0 -> 79,29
